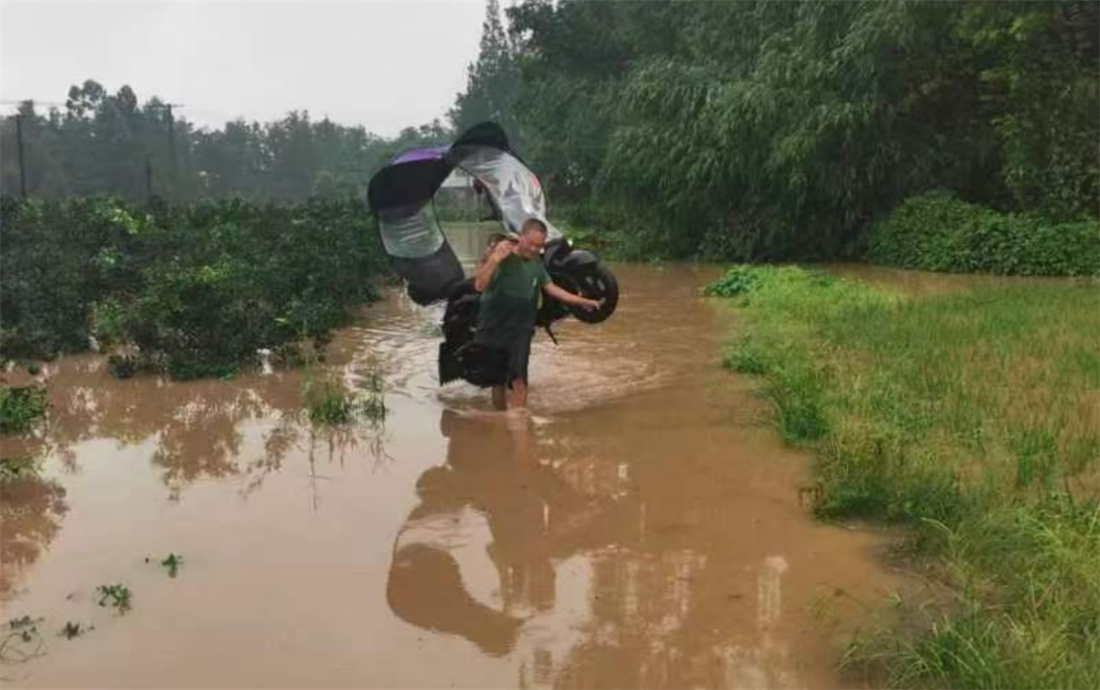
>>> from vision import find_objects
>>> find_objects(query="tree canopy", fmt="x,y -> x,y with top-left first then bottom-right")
4,1 -> 1096,261
451,0 -> 1098,259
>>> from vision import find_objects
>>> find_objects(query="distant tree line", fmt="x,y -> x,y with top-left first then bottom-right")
0,80 -> 450,203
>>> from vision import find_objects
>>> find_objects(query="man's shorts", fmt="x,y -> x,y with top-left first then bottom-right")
502,331 -> 533,388
456,330 -> 533,389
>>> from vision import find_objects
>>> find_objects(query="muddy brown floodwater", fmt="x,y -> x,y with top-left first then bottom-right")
1,262 -> 911,689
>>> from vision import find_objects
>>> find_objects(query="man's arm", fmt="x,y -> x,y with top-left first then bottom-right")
474,241 -> 514,292
543,282 -> 601,311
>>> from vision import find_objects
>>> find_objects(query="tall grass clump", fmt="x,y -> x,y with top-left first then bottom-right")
0,385 -> 47,435
707,265 -> 1100,689
302,346 -> 387,427
303,377 -> 358,426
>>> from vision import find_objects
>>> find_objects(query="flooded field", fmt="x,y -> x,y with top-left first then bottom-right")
1,261 -> 911,688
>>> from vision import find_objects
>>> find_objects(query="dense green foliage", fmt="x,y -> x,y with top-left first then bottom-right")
449,0 -> 525,146
0,80 -> 450,202
0,197 -> 386,377
449,1 -> 1098,261
864,192 -> 1100,276
708,266 -> 1100,688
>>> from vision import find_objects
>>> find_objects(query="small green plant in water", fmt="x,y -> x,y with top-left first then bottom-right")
300,326 -> 350,425
304,378 -> 356,425
0,456 -> 40,483
1,615 -> 45,663
96,584 -> 132,613
0,384 -> 47,434
360,394 -> 387,422
7,616 -> 41,642
361,370 -> 388,423
301,339 -> 387,426
160,553 -> 184,578
59,621 -> 90,640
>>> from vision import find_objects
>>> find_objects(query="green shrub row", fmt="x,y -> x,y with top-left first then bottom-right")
1,197 -> 387,378
863,191 -> 1100,276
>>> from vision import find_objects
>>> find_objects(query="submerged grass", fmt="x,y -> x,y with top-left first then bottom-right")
708,265 -> 1100,689
0,456 -> 41,483
302,359 -> 388,427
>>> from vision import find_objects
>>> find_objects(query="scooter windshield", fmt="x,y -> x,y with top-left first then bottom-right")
450,144 -> 563,241
377,202 -> 445,259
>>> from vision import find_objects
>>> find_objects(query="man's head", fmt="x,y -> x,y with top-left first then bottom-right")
515,218 -> 548,259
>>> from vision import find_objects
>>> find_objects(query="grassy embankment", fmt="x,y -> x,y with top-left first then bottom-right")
706,265 -> 1099,689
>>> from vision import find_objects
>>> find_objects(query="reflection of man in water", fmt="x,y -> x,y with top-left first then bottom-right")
473,219 -> 600,410
386,411 -> 558,655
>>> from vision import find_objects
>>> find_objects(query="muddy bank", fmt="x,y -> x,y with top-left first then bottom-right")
2,264 -> 907,688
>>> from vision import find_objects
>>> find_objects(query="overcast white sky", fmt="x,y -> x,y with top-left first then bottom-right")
0,0 -> 488,136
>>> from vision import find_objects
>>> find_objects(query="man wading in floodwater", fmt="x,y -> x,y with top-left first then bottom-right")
474,218 -> 601,410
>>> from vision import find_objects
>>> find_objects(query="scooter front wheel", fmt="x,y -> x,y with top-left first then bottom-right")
559,264 -> 618,324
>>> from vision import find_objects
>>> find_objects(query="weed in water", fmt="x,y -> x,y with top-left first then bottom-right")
361,370 -> 388,423
360,395 -> 388,422
303,362 -> 387,427
6,616 -> 41,642
0,456 -> 40,484
58,621 -> 90,640
1,615 -> 45,663
160,553 -> 183,578
0,384 -> 46,435
304,377 -> 356,425
96,584 -> 132,613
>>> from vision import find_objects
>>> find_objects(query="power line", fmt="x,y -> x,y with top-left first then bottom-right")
0,99 -> 67,108
15,114 -> 27,199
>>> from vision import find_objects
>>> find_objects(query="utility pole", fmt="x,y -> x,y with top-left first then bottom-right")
14,114 -> 27,199
164,103 -> 184,200
145,154 -> 154,201
3,100 -> 67,199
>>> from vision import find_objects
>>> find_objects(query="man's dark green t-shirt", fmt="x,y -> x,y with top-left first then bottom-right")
477,254 -> 550,347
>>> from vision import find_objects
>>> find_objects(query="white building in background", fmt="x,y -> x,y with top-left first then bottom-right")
441,168 -> 475,189
437,168 -> 484,221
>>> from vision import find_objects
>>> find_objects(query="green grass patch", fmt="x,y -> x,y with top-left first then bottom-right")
304,377 -> 358,425
708,265 -> 1100,689
96,584 -> 132,614
0,384 -> 47,435
302,364 -> 388,427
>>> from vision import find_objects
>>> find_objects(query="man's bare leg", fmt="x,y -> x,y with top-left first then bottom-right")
509,379 -> 528,409
492,385 -> 507,410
